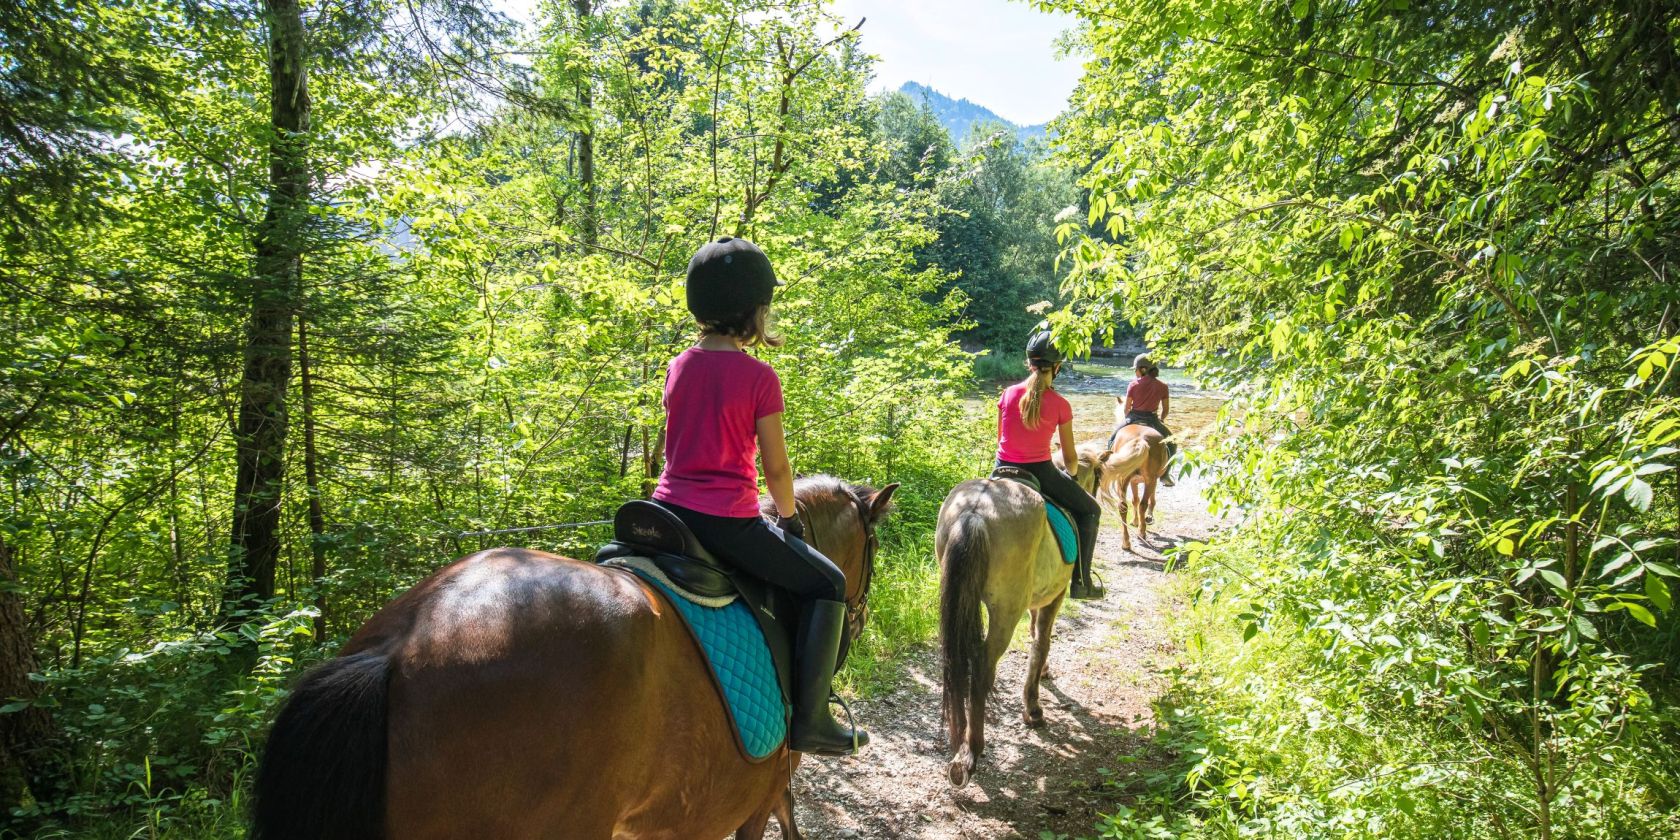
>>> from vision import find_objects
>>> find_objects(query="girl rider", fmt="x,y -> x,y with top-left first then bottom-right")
652,236 -> 867,756
996,329 -> 1105,600
1113,353 -> 1176,487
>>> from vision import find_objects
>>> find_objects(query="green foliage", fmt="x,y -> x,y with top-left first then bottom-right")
1,0 -> 986,833
1046,0 -> 1680,836
874,91 -> 1081,348
972,348 -> 1024,382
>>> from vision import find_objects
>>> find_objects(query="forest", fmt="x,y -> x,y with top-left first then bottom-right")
2,0 -> 1678,838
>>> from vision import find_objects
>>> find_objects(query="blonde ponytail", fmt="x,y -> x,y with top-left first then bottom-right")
1018,366 -> 1055,429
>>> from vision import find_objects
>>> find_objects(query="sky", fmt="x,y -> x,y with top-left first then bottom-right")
496,1 -> 1084,127
829,0 -> 1083,126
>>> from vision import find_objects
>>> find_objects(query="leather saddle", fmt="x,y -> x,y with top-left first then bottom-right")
595,500 -> 795,705
596,500 -> 735,597
991,464 -> 1041,492
990,466 -> 1079,564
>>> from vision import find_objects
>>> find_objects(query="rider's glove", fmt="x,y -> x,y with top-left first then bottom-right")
775,514 -> 805,540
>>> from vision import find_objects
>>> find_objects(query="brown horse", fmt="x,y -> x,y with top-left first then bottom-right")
252,476 -> 896,840
936,476 -> 1071,787
1093,426 -> 1169,551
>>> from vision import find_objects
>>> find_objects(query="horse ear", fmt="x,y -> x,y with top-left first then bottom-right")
866,483 -> 899,521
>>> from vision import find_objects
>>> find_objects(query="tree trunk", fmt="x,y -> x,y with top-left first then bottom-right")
298,317 -> 328,642
224,0 -> 311,619
573,0 -> 597,248
0,534 -> 57,812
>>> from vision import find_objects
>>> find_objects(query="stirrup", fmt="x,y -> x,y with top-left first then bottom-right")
1088,569 -> 1106,597
831,691 -> 866,754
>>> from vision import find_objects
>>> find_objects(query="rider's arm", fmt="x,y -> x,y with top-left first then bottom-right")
758,412 -> 798,519
1117,394 -> 1132,425
1058,420 -> 1079,476
1160,393 -> 1171,424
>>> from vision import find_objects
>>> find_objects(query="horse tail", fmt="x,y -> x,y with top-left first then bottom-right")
939,512 -> 991,739
252,650 -> 390,840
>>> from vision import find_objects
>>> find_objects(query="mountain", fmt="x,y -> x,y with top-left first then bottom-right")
898,81 -> 1049,147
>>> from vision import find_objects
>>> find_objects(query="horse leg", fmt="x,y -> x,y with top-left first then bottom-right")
946,695 -> 972,786
1030,606 -> 1053,682
1023,595 -> 1064,727
951,601 -> 1016,786
1140,479 -> 1156,540
976,600 -> 1019,734
1117,491 -> 1133,553
735,808 -> 772,840
775,784 -> 801,840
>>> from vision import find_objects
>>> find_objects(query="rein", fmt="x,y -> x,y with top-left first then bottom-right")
795,492 -> 878,634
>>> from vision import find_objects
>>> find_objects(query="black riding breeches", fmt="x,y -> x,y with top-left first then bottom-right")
657,501 -> 846,602
1112,410 -> 1179,463
995,458 -> 1100,567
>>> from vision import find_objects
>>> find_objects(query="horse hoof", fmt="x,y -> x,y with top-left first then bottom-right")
1024,709 -> 1045,728
948,757 -> 972,787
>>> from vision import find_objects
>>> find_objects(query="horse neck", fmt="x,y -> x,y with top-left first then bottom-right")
800,494 -> 871,605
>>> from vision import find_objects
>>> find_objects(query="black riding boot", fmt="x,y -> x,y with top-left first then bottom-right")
791,599 -> 869,755
1068,521 -> 1104,600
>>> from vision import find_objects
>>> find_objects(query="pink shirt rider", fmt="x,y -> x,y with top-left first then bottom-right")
996,382 -> 1072,463
1126,375 -> 1168,413
653,348 -> 785,518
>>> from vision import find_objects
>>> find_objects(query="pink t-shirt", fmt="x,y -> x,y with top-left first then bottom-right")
996,382 -> 1072,463
653,348 -> 785,518
1126,376 -> 1169,413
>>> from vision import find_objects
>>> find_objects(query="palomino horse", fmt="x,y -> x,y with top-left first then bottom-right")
936,476 -> 1072,786
252,476 -> 896,840
1082,426 -> 1168,552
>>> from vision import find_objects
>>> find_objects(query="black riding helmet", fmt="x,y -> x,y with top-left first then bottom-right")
1026,325 -> 1062,369
686,236 -> 780,322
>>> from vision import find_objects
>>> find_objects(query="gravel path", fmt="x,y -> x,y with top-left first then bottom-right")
782,470 -> 1223,839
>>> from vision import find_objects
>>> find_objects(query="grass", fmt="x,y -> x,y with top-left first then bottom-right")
837,530 -> 942,696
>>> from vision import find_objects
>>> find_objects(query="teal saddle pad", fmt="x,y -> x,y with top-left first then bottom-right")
1045,500 -> 1077,565
625,567 -> 786,759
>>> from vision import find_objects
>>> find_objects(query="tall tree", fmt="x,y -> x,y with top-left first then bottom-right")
224,0 -> 312,617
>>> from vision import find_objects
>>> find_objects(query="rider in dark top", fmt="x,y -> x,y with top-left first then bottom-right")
1112,353 -> 1176,486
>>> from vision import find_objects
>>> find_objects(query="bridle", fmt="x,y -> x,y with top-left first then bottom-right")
795,491 -> 879,638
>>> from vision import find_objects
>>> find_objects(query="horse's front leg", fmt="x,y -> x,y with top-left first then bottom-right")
736,758 -> 799,840
774,784 -> 801,840
1023,595 -> 1064,727
734,807 -> 771,840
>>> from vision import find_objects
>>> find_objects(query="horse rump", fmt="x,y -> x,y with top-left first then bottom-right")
252,650 -> 390,840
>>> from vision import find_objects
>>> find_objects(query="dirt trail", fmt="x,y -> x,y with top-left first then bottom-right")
785,469 -> 1223,839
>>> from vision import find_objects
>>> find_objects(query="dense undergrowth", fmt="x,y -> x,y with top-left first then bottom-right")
1089,524 -> 1680,840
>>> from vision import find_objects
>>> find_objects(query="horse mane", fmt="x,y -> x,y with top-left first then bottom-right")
759,474 -> 889,519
